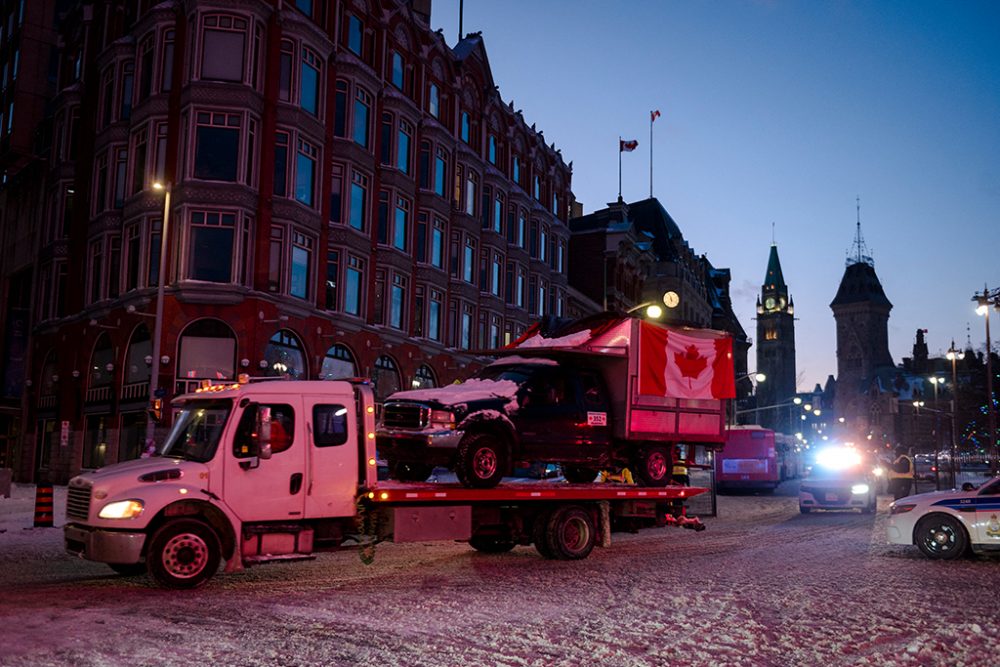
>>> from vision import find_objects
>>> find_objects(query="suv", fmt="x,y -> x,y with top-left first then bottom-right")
377,358 -> 672,488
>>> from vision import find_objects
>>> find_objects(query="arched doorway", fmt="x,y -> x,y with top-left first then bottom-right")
82,334 -> 115,469
264,329 -> 307,379
320,344 -> 357,380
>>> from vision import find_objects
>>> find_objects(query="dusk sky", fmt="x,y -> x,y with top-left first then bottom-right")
431,0 -> 1000,390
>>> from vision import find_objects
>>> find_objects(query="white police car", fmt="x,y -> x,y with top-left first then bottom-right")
799,446 -> 878,514
887,476 -> 1000,559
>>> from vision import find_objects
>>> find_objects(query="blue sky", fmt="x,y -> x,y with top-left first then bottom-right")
430,0 -> 1000,389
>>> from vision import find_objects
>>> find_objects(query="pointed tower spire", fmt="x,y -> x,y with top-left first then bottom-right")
764,244 -> 787,292
848,196 -> 874,267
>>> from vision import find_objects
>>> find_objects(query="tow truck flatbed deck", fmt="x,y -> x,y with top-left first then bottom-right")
366,481 -> 708,503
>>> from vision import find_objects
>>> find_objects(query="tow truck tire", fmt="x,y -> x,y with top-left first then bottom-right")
915,514 -> 968,560
108,563 -> 147,577
147,519 -> 222,589
533,510 -> 556,559
469,535 -> 516,553
633,446 -> 672,487
456,433 -> 507,489
562,466 -> 598,484
391,461 -> 433,482
545,505 -> 596,560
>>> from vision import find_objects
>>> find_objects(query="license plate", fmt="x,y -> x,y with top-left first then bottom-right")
825,493 -> 839,502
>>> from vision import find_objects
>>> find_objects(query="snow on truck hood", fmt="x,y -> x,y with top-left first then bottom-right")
517,330 -> 592,349
388,378 -> 520,406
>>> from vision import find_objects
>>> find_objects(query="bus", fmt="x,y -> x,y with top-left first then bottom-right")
715,426 -> 799,492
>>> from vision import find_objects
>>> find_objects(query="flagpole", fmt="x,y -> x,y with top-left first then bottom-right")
649,112 -> 654,199
618,136 -> 622,200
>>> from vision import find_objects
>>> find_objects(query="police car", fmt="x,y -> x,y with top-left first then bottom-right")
887,476 -> 1000,559
799,446 -> 878,514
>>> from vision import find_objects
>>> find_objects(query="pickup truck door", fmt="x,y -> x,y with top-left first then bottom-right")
574,369 -> 612,453
518,368 -> 595,461
303,395 -> 360,519
225,399 -> 306,522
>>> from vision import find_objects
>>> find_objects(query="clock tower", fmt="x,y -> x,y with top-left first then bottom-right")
755,244 -> 797,432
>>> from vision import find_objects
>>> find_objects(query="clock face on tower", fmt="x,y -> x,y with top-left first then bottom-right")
779,296 -> 787,308
765,297 -> 776,310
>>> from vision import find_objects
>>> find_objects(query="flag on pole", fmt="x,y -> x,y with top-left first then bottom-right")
651,109 -> 661,122
620,139 -> 639,152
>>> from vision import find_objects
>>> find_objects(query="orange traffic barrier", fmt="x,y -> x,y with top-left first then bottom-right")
33,483 -> 54,527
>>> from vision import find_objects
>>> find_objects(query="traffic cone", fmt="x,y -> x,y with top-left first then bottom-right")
33,482 -> 54,528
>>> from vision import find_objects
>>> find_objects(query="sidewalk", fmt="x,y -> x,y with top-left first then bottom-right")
0,483 -> 67,533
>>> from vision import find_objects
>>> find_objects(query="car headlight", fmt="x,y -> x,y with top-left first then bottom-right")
889,503 -> 916,515
430,409 -> 456,430
98,500 -> 145,519
851,483 -> 870,495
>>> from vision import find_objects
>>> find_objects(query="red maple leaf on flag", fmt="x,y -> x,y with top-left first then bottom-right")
675,345 -> 708,381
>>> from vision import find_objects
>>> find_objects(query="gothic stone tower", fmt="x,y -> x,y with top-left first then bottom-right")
830,217 -> 894,437
755,244 -> 796,431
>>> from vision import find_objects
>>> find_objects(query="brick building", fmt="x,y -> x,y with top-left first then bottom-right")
0,0 -> 573,483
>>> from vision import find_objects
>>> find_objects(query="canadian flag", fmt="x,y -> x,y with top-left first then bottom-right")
620,139 -> 639,152
638,322 -> 736,400
651,109 -> 661,122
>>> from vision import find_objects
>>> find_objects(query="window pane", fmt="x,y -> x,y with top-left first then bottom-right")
274,139 -> 287,196
313,405 -> 349,448
295,151 -> 314,206
202,30 -> 245,82
348,15 -> 363,56
291,245 -> 309,298
350,182 -> 365,230
301,62 -> 319,115
429,84 -> 439,118
194,126 -> 239,181
391,52 -> 404,89
397,128 -> 409,173
345,267 -> 361,315
390,285 -> 403,328
353,97 -> 368,147
393,203 -> 407,251
190,226 -> 234,282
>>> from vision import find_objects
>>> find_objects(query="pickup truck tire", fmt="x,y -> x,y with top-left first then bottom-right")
562,466 -> 598,484
545,505 -> 596,560
147,518 -> 221,589
108,563 -> 147,577
915,514 -> 968,560
633,446 -> 672,487
469,535 -> 516,553
391,461 -> 433,482
456,433 -> 507,488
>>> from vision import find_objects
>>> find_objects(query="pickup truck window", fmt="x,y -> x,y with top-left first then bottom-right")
578,371 -> 604,406
313,405 -> 349,447
233,403 -> 295,457
161,400 -> 231,463
473,364 -> 540,385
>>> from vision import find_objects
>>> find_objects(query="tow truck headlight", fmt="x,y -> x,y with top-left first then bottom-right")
851,483 -> 870,495
430,409 -> 456,430
98,500 -> 145,519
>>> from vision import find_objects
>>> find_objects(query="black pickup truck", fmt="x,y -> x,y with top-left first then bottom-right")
377,356 -> 673,488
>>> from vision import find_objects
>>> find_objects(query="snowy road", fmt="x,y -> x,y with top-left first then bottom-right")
1,481 -> 997,667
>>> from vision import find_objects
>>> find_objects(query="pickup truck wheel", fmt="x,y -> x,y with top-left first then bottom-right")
147,519 -> 221,589
915,514 -> 968,560
562,466 -> 598,484
391,461 -> 433,482
545,505 -> 596,560
456,433 -> 507,489
469,535 -> 516,553
634,446 -> 672,487
108,563 -> 147,577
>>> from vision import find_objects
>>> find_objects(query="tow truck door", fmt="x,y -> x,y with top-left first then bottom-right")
303,392 -> 360,519
224,397 -> 306,522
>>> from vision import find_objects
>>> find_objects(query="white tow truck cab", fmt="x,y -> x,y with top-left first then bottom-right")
65,379 -> 707,589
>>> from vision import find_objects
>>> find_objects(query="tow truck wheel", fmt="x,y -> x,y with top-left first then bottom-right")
634,446 -> 672,487
545,505 -> 596,560
392,461 -> 433,482
562,466 -> 598,484
147,519 -> 221,589
915,514 -> 968,560
469,535 -> 516,553
456,433 -> 507,489
533,509 -> 556,559
108,563 -> 147,577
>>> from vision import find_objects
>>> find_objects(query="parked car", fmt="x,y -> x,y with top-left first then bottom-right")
799,447 -> 878,514
887,476 -> 1000,559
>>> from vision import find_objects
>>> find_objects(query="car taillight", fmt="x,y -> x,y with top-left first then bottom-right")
889,503 -> 916,515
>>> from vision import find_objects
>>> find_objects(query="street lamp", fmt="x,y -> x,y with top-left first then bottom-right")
946,341 -> 965,485
144,181 -> 172,452
973,286 -> 1000,476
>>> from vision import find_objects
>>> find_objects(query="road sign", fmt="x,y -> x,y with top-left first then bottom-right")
154,387 -> 167,398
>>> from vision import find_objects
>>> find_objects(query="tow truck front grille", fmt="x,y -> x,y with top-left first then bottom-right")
382,403 -> 428,430
66,485 -> 92,521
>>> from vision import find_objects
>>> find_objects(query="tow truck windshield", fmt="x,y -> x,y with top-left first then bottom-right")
159,399 -> 232,462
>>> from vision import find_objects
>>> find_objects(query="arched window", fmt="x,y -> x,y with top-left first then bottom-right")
39,351 -> 58,398
264,329 -> 306,379
372,354 -> 400,401
321,344 -> 357,380
412,364 -> 436,390
124,325 -> 152,385
88,333 -> 114,389
177,319 -> 237,393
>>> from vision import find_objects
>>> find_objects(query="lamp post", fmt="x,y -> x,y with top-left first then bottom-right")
973,286 -> 999,476
928,376 -> 944,489
144,182 -> 172,452
946,341 -> 965,485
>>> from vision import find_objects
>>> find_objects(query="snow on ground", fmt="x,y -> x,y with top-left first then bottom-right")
1,479 -> 998,667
